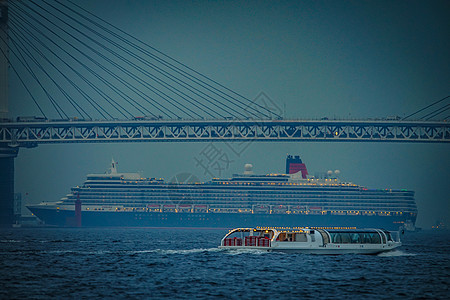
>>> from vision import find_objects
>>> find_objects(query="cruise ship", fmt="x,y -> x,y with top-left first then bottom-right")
27,155 -> 417,230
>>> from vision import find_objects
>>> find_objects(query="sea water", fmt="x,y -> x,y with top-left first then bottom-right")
0,228 -> 449,299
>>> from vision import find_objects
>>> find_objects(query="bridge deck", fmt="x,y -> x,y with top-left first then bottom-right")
1,119 -> 448,146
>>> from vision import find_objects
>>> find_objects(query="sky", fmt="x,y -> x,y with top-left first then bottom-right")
7,0 -> 450,228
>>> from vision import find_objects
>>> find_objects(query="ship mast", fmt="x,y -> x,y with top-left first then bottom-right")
110,158 -> 118,174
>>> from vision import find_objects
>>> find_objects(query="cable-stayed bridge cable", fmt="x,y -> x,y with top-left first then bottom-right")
10,2 -> 138,119
423,104 -> 450,121
10,19 -> 160,120
17,0 -> 208,119
8,28 -> 91,120
9,21 -> 108,120
41,0 -> 249,119
0,26 -> 67,119
26,0 -> 219,119
62,0 -> 280,119
0,39 -> 47,119
403,95 -> 450,120
8,0 -> 285,120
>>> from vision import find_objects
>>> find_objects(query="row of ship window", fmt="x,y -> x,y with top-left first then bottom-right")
88,182 -> 359,188
72,194 -> 417,202
74,190 -> 414,201
83,185 -> 412,195
70,196 -> 416,208
79,200 -> 412,207
84,206 -> 412,216
84,184 -> 414,195
72,197 -> 416,206
76,201 -> 416,212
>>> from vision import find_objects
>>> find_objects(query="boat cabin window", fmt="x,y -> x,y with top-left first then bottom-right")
383,230 -> 393,241
296,233 -> 307,242
309,231 -> 316,242
257,230 -> 274,239
380,232 -> 386,244
351,233 -> 361,244
318,230 -> 330,244
225,230 -> 253,239
287,233 -> 295,241
277,232 -> 307,242
329,232 -> 382,244
362,233 -> 381,244
277,232 -> 287,242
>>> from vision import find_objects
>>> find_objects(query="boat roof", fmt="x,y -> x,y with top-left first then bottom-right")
229,227 -> 388,233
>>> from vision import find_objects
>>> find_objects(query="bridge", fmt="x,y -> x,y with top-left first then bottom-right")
0,0 -> 449,227
1,119 -> 448,146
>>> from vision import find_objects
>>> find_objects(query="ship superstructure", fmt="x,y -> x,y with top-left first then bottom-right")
27,156 -> 417,230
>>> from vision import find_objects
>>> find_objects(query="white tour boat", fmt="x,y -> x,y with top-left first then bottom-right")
219,227 -> 401,254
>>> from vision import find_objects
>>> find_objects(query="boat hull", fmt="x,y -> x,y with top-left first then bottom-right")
219,245 -> 400,254
27,205 -> 414,230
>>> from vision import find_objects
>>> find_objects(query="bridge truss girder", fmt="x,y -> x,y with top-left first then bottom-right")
0,120 -> 449,146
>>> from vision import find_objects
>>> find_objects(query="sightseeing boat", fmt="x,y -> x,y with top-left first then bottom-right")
219,227 -> 402,254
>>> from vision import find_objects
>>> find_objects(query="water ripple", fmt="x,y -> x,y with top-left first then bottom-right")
0,228 -> 448,299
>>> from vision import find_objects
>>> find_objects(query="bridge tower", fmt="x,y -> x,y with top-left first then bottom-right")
0,0 -> 18,227
0,0 -> 6,119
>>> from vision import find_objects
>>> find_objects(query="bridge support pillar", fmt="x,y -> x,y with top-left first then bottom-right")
0,145 -> 18,227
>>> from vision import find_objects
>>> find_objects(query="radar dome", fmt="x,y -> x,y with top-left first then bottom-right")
327,170 -> 333,175
244,164 -> 254,175
334,170 -> 341,175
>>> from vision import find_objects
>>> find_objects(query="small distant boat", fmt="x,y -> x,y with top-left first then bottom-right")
219,227 -> 401,254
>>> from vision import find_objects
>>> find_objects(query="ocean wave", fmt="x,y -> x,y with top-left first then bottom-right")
152,248 -> 223,255
0,240 -> 24,243
377,250 -> 416,257
222,248 -> 270,255
37,248 -> 223,256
